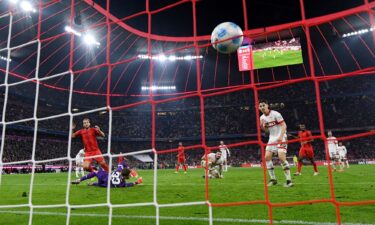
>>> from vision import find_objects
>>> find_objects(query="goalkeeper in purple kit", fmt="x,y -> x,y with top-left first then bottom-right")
71,162 -> 142,188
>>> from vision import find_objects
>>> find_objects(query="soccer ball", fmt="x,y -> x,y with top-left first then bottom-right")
211,22 -> 243,54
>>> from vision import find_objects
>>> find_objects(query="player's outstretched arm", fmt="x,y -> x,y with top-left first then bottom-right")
95,125 -> 105,137
71,122 -> 77,138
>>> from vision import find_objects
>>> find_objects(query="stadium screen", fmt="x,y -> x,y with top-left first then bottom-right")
252,38 -> 303,69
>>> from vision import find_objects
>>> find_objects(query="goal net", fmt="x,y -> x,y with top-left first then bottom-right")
0,0 -> 374,224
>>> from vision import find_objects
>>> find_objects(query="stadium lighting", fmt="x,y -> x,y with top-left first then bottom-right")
9,0 -> 19,4
0,55 -> 12,62
65,26 -> 100,47
342,26 -> 375,38
168,55 -> 176,61
141,85 -> 176,91
158,55 -> 167,62
137,54 -> 203,61
20,1 -> 36,13
72,108 -> 79,112
83,34 -> 100,47
65,26 -> 82,37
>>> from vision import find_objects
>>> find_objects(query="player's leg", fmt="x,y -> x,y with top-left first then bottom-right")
307,147 -> 318,175
310,157 -> 319,175
83,160 -> 94,172
329,152 -> 337,171
338,156 -> 344,172
265,147 -> 277,186
278,150 -> 293,187
94,152 -> 109,172
295,148 -> 304,176
345,157 -> 350,168
80,166 -> 85,177
175,161 -> 180,173
183,161 -> 187,173
75,163 -> 79,178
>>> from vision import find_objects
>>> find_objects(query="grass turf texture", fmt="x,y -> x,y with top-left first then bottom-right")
0,165 -> 374,225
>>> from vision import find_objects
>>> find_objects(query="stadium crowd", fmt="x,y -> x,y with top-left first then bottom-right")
1,75 -> 374,169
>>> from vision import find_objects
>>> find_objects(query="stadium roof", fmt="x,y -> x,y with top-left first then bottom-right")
0,0 -> 373,98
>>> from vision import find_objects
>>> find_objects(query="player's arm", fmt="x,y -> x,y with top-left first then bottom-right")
287,133 -> 298,139
301,131 -> 313,145
260,119 -> 269,133
71,122 -> 79,138
226,146 -> 231,157
94,125 -> 105,137
277,121 -> 287,143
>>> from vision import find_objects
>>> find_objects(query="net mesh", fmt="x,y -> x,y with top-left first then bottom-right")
0,0 -> 374,224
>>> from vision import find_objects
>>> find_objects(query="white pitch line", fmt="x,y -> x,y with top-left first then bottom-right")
0,210 -> 373,225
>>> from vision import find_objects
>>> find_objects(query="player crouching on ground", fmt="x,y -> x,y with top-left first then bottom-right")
71,162 -> 142,188
201,151 -> 224,179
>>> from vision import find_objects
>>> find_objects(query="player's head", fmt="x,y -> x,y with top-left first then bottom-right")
215,151 -> 222,159
299,123 -> 306,130
338,142 -> 343,146
327,130 -> 332,137
220,140 -> 224,145
178,142 -> 182,146
258,100 -> 270,114
121,168 -> 131,179
82,118 -> 91,128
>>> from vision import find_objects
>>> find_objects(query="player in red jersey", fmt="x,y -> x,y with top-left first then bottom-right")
294,124 -> 319,176
118,152 -> 125,165
175,142 -> 187,174
72,118 -> 109,172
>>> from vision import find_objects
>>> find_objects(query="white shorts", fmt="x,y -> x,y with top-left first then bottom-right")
329,152 -> 338,159
339,154 -> 346,160
76,160 -> 84,167
266,139 -> 287,154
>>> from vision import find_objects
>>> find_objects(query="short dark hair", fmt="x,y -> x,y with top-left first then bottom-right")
121,168 -> 131,178
258,99 -> 269,105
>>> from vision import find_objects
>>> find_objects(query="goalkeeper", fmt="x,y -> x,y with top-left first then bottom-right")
201,151 -> 224,179
72,162 -> 142,188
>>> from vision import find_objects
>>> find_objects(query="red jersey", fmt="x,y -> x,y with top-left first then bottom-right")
118,155 -> 124,164
177,146 -> 185,158
74,128 -> 102,153
298,130 -> 313,147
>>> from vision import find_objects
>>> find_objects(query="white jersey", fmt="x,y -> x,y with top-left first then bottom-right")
219,145 -> 230,159
207,153 -> 224,166
337,146 -> 347,158
75,149 -> 85,164
327,137 -> 338,153
260,110 -> 287,143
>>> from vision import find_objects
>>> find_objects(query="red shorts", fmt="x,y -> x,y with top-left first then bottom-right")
299,146 -> 314,159
84,150 -> 105,163
177,157 -> 185,164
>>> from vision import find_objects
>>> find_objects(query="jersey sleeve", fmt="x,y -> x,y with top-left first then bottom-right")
73,129 -> 82,137
274,111 -> 284,124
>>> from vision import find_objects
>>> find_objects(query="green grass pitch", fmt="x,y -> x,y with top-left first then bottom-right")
0,165 -> 374,225
252,50 -> 303,69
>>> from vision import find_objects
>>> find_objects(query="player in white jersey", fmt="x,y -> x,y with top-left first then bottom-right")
75,149 -> 85,178
337,142 -> 349,169
201,152 -> 224,179
219,141 -> 231,172
327,131 -> 339,171
259,100 -> 293,187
